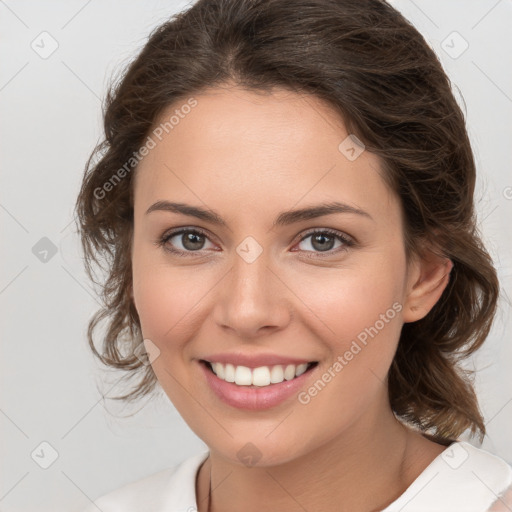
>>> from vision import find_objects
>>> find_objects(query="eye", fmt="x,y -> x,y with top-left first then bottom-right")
293,228 -> 354,257
156,228 -> 217,256
155,227 -> 355,258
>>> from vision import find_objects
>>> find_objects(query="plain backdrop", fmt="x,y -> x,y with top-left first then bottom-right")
1,1 -> 511,511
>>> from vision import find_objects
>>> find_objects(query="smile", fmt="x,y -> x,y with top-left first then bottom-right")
202,360 -> 318,387
199,359 -> 320,410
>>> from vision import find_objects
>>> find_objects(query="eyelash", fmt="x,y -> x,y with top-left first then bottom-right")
155,227 -> 355,259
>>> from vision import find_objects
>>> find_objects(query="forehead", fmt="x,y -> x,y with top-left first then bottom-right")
133,85 -> 397,223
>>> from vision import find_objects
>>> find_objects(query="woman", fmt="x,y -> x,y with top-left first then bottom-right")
75,0 -> 512,510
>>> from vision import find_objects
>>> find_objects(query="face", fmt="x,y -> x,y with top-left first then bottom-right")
131,84 -> 425,466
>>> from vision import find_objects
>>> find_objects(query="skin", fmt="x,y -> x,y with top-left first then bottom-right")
130,83 -> 454,512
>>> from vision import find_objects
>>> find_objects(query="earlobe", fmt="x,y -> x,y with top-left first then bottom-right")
402,250 -> 453,323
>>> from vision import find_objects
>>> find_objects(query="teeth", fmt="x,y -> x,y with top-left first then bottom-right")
209,361 -> 312,387
224,363 -> 235,382
270,365 -> 284,383
295,363 -> 308,377
252,366 -> 271,386
234,365 -> 253,385
284,364 -> 296,381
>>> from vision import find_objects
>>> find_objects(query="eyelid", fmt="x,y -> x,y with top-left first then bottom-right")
295,227 -> 354,245
157,226 -> 218,253
291,228 -> 355,258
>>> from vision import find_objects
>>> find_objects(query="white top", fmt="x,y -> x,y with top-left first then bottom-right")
82,441 -> 512,512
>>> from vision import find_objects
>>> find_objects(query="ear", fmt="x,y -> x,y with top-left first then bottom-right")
402,248 -> 453,323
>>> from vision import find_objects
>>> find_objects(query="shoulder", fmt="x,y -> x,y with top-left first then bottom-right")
383,441 -> 512,512
81,450 -> 209,512
447,442 -> 512,489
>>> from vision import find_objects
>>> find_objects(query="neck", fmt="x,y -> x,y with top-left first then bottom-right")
196,397 -> 444,512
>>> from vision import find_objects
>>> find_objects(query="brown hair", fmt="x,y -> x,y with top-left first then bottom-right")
74,0 -> 499,443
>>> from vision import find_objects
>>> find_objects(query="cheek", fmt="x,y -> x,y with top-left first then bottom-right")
295,259 -> 403,332
287,268 -> 404,432
131,263 -> 204,405
286,252 -> 406,376
132,257 -> 203,351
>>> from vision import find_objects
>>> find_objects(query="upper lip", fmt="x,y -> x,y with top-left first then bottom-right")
200,352 -> 317,369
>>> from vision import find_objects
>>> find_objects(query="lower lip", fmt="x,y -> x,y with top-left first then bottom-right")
199,361 -> 318,410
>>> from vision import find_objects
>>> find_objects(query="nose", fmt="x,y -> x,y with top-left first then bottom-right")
212,248 -> 292,338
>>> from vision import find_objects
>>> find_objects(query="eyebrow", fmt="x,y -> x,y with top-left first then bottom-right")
145,200 -> 373,226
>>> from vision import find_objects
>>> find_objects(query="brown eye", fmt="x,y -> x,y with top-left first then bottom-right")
159,228 -> 216,256
295,229 -> 354,257
309,233 -> 336,252
179,231 -> 206,251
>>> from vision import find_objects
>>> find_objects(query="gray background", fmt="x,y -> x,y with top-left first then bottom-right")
1,1 -> 511,511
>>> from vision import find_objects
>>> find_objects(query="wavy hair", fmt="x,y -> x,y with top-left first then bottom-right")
74,0 -> 499,443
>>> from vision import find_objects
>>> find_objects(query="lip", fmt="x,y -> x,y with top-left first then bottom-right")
200,352 -> 316,368
198,360 -> 319,410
